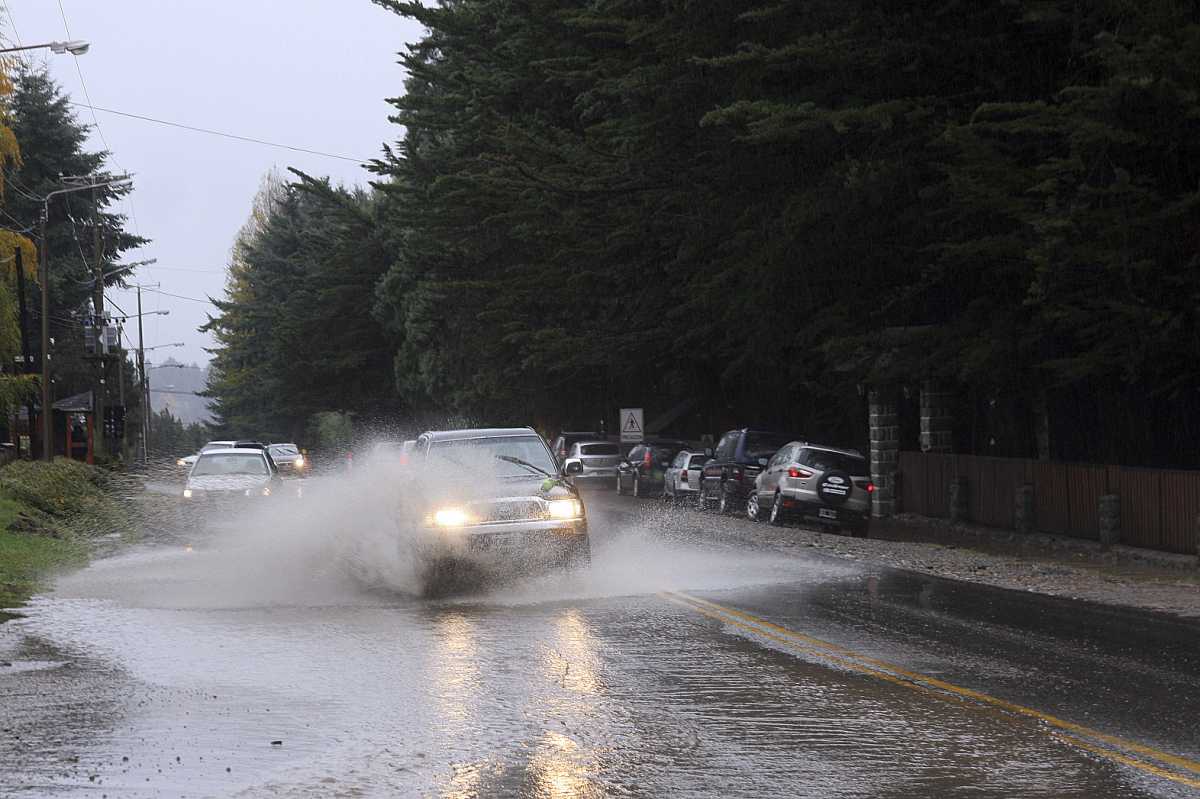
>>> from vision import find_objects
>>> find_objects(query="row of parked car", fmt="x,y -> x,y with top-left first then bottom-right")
553,428 -> 875,536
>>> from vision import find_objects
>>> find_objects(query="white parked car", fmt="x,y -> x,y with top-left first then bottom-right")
663,450 -> 710,502
563,440 -> 622,481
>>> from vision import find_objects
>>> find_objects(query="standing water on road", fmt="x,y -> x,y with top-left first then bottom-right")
1,468 -> 1191,798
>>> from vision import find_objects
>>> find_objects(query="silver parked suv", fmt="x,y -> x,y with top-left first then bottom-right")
749,442 -> 874,535
563,440 -> 623,481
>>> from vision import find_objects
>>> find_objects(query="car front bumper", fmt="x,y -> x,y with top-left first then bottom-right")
423,518 -> 588,554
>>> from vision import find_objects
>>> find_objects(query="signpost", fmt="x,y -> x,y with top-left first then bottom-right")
620,408 -> 644,444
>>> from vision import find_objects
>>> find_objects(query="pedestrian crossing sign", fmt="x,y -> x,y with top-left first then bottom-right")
620,408 -> 644,443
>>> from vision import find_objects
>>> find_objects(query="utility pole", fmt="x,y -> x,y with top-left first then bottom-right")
39,208 -> 51,460
38,176 -> 132,461
14,247 -> 34,458
137,284 -> 149,461
92,186 -> 107,457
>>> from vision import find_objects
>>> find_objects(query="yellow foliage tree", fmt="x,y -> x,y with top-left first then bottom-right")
0,54 -> 40,412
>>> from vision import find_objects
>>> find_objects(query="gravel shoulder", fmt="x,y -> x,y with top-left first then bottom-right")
613,491 -> 1200,620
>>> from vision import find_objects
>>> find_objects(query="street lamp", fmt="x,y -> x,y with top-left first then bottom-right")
39,177 -> 132,461
77,258 -> 159,286
144,343 -> 185,351
0,40 -> 90,56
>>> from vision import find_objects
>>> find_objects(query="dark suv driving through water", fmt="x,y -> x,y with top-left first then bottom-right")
404,428 -> 591,582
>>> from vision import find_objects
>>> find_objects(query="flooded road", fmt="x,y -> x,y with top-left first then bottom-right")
2,483 -> 1198,797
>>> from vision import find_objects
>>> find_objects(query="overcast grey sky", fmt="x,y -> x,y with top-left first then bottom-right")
5,0 -> 422,367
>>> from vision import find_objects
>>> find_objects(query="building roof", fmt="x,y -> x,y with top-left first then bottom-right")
52,391 -> 93,413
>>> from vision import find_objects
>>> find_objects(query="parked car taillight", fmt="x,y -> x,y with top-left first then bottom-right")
730,467 -> 743,481
643,451 -> 652,468
788,467 -> 813,479
680,471 -> 688,485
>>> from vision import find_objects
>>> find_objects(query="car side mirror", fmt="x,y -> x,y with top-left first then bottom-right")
564,459 -> 583,475
758,457 -> 768,466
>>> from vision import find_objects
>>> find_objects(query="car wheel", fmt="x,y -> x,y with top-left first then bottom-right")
633,473 -> 641,497
769,492 -> 787,526
746,492 -> 761,522
616,474 -> 624,495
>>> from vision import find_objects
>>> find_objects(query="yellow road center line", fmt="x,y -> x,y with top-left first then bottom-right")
1052,733 -> 1200,790
663,590 -> 1200,786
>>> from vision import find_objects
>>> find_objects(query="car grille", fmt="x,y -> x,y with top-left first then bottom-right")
475,499 -> 545,523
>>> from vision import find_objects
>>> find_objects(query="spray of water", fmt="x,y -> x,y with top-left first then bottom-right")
53,442 -> 839,611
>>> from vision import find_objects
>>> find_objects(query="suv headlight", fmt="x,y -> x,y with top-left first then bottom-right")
183,488 -> 193,499
428,507 -> 470,527
547,498 -> 583,520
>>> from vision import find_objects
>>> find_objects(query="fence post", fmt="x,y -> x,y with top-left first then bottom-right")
1015,482 -> 1035,533
949,476 -> 969,523
1098,494 -> 1121,547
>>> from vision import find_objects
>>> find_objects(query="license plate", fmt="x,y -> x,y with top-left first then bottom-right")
818,508 -> 838,520
488,532 -> 522,547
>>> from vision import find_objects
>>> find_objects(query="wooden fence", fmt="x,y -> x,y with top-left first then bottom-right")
898,452 -> 1200,555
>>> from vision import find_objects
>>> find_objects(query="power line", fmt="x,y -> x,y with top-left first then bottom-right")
140,286 -> 215,304
66,102 -> 370,163
56,0 -> 142,239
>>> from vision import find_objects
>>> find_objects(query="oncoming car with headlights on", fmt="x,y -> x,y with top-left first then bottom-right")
182,447 -> 284,517
403,428 -> 591,584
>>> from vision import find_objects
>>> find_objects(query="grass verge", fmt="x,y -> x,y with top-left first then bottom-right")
0,460 -> 134,617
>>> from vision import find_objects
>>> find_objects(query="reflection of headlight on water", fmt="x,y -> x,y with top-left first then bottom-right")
177,458 -> 186,467
547,499 -> 583,520
182,488 -> 193,499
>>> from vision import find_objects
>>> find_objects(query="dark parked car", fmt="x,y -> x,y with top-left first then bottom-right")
551,431 -> 605,462
698,429 -> 798,514
615,440 -> 691,497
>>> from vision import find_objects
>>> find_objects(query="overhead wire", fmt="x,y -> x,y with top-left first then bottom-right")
67,102 -> 371,163
55,0 -> 143,240
140,287 -> 215,305
3,2 -> 23,48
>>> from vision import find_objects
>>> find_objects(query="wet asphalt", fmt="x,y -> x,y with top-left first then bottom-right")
1,480 -> 1198,798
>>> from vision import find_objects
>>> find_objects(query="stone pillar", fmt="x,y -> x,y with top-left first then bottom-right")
920,380 -> 954,453
1098,494 -> 1120,547
869,387 -> 899,519
1015,483 -> 1035,533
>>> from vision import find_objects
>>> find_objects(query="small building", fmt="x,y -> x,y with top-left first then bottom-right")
52,390 -> 94,464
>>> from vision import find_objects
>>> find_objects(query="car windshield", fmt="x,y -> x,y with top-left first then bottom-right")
688,455 -> 709,468
428,435 -> 557,477
804,450 -> 868,475
580,443 -> 619,456
268,444 -> 299,457
745,433 -> 793,460
192,453 -> 268,476
200,441 -> 231,453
